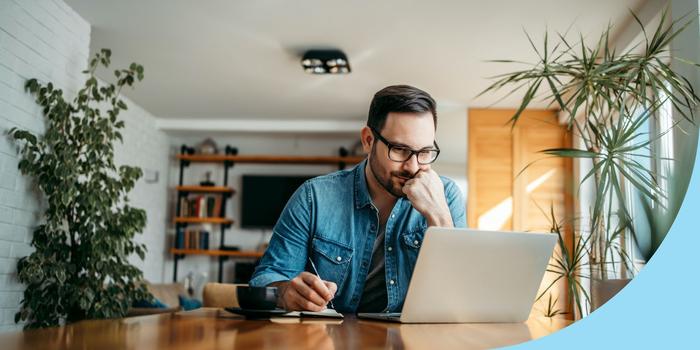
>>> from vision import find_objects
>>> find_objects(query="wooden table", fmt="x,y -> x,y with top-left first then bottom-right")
0,308 -> 572,349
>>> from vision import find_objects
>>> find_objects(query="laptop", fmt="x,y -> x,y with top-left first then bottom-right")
357,227 -> 556,323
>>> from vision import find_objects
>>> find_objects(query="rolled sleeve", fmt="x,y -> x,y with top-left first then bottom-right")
249,271 -> 290,287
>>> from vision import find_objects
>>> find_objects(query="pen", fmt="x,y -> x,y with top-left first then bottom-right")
308,257 -> 336,309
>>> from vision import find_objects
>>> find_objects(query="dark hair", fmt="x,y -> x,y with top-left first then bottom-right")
367,85 -> 437,131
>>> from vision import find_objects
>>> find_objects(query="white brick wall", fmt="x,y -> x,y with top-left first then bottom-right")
112,96 -> 170,285
0,0 -> 90,333
0,0 -> 170,332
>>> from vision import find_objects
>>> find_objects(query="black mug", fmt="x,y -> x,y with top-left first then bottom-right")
236,286 -> 279,310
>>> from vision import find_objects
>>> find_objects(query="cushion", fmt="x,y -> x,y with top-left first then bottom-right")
147,282 -> 187,308
133,297 -> 169,308
178,295 -> 203,311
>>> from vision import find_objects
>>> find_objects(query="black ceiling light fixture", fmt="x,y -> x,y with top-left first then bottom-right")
301,49 -> 351,74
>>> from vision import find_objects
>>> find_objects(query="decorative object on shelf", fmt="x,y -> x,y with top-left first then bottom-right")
10,49 -> 151,329
199,171 -> 216,187
197,138 -> 219,154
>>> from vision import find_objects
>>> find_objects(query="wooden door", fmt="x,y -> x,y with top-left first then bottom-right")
468,108 -> 574,318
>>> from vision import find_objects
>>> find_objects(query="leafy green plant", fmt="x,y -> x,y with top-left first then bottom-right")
10,49 -> 151,329
480,8 -> 699,286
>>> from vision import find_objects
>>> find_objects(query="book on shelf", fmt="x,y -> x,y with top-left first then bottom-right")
206,197 -> 215,217
179,194 -> 224,218
175,228 -> 210,250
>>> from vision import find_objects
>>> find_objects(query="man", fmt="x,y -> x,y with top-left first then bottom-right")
249,85 -> 466,313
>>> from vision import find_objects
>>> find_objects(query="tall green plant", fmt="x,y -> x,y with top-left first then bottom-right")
10,49 -> 150,329
535,203 -> 591,318
480,9 -> 699,281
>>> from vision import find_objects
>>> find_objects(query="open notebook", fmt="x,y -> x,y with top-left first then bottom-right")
282,308 -> 343,319
225,306 -> 343,319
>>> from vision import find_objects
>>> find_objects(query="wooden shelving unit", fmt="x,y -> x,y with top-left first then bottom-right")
172,145 -> 239,283
171,144 -> 364,283
176,185 -> 235,194
176,154 -> 365,165
174,217 -> 234,225
170,248 -> 264,258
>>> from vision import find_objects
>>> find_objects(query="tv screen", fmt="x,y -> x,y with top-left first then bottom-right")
240,175 -> 314,229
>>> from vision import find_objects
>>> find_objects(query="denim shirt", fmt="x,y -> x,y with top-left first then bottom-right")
249,159 -> 466,313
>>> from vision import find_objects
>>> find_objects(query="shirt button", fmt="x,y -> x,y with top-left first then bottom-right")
414,240 -> 420,245
336,256 -> 342,262
391,214 -> 395,218
387,246 -> 393,252
389,279 -> 395,285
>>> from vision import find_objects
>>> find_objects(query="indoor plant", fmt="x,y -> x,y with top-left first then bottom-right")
481,9 -> 699,317
10,49 -> 152,328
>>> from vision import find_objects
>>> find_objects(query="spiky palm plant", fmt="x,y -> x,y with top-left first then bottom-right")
535,203 -> 592,318
480,9 -> 699,287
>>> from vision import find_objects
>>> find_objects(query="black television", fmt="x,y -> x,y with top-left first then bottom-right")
240,175 -> 314,229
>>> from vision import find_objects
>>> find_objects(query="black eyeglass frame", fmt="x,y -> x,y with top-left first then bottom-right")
369,126 -> 441,165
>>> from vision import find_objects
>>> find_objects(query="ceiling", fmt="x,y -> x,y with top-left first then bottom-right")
66,0 -> 648,121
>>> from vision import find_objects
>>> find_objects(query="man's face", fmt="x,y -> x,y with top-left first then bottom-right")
364,111 -> 436,198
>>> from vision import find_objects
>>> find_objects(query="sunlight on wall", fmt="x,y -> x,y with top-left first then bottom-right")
478,197 -> 513,230
477,169 -> 557,230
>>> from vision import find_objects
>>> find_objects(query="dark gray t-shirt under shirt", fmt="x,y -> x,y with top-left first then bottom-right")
357,226 -> 388,312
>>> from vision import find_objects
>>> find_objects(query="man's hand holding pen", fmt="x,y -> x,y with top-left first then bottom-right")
269,271 -> 337,312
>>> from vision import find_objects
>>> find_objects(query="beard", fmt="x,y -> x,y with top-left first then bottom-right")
368,143 -> 416,198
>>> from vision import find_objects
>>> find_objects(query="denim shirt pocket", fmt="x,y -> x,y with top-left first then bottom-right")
400,226 -> 427,267
311,237 -> 354,291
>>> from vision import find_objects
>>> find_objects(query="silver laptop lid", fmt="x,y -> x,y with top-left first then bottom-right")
400,228 -> 556,323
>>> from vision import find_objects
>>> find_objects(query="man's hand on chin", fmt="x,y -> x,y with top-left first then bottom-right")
402,168 -> 453,227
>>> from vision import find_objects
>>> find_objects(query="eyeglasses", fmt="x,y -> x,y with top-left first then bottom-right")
369,126 -> 440,165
